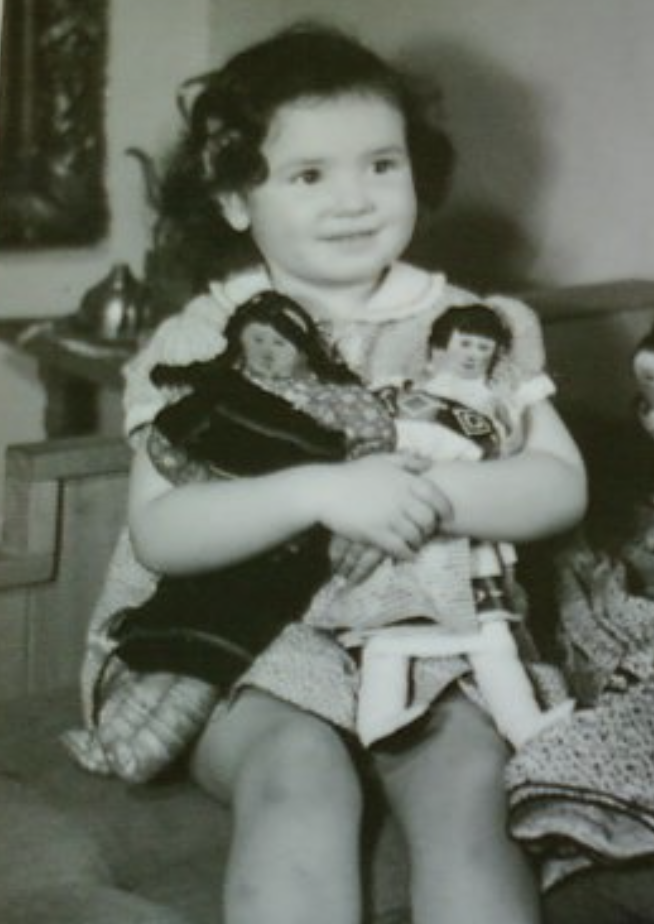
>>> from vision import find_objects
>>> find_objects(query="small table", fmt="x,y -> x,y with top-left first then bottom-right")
0,318 -> 134,437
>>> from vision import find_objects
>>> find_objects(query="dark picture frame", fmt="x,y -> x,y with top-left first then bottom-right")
0,0 -> 109,248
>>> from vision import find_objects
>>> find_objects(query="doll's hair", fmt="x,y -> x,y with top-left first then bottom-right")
429,304 -> 513,373
151,291 -> 360,389
157,22 -> 454,291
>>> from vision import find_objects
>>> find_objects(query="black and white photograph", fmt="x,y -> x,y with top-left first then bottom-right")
1,3 -> 654,923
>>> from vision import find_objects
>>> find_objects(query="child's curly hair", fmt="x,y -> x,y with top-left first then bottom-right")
158,22 -> 455,292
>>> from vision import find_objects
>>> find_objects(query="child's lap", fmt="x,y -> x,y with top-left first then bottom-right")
191,681 -> 510,827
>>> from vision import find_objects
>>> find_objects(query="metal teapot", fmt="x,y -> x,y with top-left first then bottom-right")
73,263 -> 149,342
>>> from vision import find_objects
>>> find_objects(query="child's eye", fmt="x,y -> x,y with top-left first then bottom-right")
372,157 -> 399,175
292,168 -> 322,186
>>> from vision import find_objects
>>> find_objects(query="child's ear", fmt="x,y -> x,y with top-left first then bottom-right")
217,192 -> 251,232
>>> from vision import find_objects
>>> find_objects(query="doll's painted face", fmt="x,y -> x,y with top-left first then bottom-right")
441,329 -> 498,380
239,321 -> 307,380
633,348 -> 654,404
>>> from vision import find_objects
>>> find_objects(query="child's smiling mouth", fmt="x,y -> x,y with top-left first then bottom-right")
322,229 -> 378,244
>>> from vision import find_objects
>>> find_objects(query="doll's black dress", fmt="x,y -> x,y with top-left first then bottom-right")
109,367 -> 393,689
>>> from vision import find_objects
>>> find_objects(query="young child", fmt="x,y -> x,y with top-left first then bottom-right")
75,24 -> 586,924
306,303 -> 574,747
112,292 -> 571,750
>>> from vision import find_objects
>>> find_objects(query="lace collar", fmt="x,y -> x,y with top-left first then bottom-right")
207,262 -> 447,327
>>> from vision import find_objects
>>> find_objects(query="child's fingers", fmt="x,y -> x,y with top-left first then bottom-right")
409,477 -> 454,521
403,498 -> 442,539
329,537 -> 385,582
374,531 -> 415,560
393,452 -> 432,474
348,547 -> 386,583
383,514 -> 426,557
341,545 -> 386,583
328,534 -> 351,571
331,538 -> 363,576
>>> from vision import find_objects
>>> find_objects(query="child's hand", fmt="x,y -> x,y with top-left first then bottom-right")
314,454 -> 450,560
329,536 -> 387,584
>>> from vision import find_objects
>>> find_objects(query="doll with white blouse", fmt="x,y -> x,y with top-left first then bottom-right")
307,304 -> 575,747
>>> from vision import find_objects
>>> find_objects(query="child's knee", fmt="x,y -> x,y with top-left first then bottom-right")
376,693 -> 510,814
235,714 -> 361,817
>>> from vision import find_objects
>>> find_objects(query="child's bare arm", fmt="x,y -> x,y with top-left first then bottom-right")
128,446 -> 445,575
329,476 -> 453,583
429,400 -> 587,543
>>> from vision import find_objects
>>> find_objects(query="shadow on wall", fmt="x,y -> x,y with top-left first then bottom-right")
399,38 -> 550,293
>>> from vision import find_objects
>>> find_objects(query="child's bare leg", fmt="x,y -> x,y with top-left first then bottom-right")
373,691 -> 541,924
190,690 -> 362,924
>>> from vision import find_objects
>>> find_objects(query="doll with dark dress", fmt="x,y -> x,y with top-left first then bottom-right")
109,291 -> 395,687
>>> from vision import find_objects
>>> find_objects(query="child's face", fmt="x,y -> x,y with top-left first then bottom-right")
441,330 -> 497,380
634,348 -> 654,402
239,322 -> 305,380
222,93 -> 417,301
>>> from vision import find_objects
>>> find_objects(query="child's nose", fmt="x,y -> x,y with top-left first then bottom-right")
331,173 -> 373,214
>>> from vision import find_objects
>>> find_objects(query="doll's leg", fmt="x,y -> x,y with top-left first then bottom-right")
191,689 -> 362,924
343,625 -> 493,747
374,691 -> 542,924
470,620 -> 574,748
356,646 -> 430,746
351,623 -> 573,750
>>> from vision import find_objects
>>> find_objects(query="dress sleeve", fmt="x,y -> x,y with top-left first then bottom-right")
514,372 -> 557,410
122,294 -> 230,442
485,294 -> 547,378
146,426 -> 216,486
